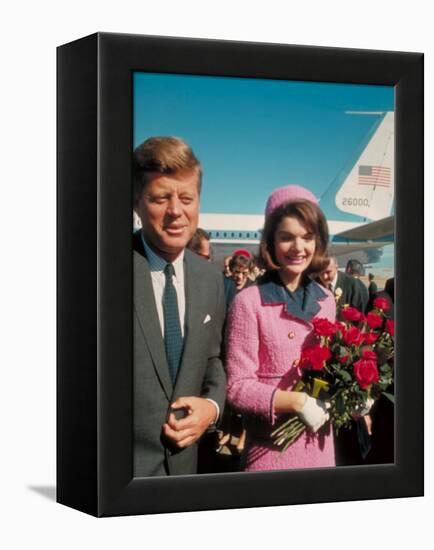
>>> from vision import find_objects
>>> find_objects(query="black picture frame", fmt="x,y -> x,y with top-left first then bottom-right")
57,32 -> 424,517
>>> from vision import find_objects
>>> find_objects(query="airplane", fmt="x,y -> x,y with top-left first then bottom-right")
199,111 -> 395,266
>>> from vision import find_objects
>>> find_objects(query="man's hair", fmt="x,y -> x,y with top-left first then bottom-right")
229,254 -> 253,273
133,136 -> 202,203
368,273 -> 375,281
258,200 -> 329,274
187,228 -> 210,253
346,259 -> 364,276
325,256 -> 337,270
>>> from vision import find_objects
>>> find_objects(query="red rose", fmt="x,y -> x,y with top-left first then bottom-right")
385,319 -> 395,337
339,355 -> 350,364
300,347 -> 316,370
362,332 -> 379,345
300,345 -> 331,371
373,297 -> 390,312
312,318 -> 338,337
341,307 -> 363,323
343,326 -> 363,347
366,312 -> 383,329
353,358 -> 380,389
361,348 -> 377,361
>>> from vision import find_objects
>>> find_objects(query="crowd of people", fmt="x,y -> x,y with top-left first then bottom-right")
132,135 -> 394,477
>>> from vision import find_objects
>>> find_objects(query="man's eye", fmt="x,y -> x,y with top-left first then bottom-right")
180,196 -> 194,204
150,196 -> 168,203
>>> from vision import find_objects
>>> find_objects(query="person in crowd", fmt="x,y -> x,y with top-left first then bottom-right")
249,256 -> 264,282
345,259 -> 369,313
225,184 -> 336,472
367,273 -> 378,300
230,253 -> 253,289
365,279 -> 394,465
223,255 -> 233,278
230,254 -> 254,290
319,257 -> 364,315
357,275 -> 395,465
187,227 -> 213,261
384,277 -> 394,304
219,253 -> 255,459
132,136 -> 226,477
223,252 -> 253,306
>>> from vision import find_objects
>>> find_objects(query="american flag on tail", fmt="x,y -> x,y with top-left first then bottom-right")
358,165 -> 391,187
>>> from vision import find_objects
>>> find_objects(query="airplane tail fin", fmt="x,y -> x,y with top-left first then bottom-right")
321,112 -> 395,222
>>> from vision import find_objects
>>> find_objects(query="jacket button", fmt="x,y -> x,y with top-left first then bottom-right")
288,332 -> 295,339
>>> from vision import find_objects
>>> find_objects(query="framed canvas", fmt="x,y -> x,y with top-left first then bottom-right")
57,32 -> 423,517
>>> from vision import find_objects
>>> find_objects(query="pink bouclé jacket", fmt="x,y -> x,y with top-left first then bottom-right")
225,275 -> 337,472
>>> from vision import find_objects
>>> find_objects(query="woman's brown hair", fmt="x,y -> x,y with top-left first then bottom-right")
258,199 -> 329,275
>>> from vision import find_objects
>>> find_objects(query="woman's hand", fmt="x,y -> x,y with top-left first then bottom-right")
297,395 -> 330,432
273,390 -> 330,432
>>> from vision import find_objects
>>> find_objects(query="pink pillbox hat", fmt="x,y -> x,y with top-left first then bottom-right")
265,184 -> 318,217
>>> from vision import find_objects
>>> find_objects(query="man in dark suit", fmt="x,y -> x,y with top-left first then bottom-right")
319,257 -> 365,314
133,136 -> 226,477
345,259 -> 369,313
367,273 -> 378,301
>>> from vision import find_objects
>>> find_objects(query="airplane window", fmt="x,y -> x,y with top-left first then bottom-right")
247,233 -> 250,238
223,232 -> 227,237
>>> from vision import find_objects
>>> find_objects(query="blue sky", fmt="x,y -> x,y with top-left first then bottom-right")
134,73 -> 394,214
133,73 -> 394,269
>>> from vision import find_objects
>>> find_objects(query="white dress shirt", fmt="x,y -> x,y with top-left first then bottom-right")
142,236 -> 186,338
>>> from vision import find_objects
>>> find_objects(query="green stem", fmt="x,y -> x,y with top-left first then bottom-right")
275,423 -> 304,443
280,425 -> 306,452
270,416 -> 298,437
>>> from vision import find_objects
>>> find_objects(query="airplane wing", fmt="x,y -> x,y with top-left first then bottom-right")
331,215 -> 394,242
329,215 -> 394,256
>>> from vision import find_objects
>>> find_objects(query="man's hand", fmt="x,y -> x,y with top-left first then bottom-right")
163,396 -> 217,449
363,414 -> 373,436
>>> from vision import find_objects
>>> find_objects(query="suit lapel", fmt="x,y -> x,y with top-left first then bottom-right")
133,245 -> 173,401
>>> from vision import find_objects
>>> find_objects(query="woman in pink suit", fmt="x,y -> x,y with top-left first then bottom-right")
225,185 -> 336,472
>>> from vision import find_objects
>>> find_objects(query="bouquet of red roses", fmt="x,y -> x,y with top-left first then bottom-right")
271,297 -> 394,451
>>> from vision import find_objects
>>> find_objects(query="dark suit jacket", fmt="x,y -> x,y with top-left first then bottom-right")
334,271 -> 368,314
352,277 -> 369,313
133,232 -> 226,476
334,271 -> 354,309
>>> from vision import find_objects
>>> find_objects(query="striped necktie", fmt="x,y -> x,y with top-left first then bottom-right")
163,263 -> 184,384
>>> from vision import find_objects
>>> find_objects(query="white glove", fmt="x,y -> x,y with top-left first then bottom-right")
352,397 -> 375,418
298,395 -> 330,432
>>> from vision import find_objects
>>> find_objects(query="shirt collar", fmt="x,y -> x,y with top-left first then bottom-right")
141,233 -> 185,277
258,272 -> 329,323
